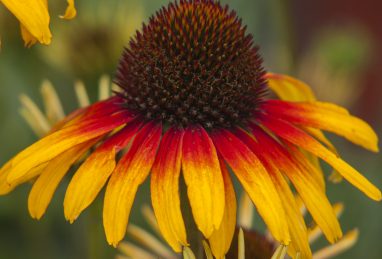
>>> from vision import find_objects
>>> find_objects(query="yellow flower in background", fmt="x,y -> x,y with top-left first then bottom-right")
0,0 -> 76,46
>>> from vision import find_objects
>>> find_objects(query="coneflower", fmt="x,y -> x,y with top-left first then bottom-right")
0,1 -> 380,259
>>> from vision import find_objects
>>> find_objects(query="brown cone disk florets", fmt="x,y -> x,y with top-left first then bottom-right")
115,0 -> 267,129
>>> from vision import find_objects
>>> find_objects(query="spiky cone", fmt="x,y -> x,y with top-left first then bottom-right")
0,1 -> 380,259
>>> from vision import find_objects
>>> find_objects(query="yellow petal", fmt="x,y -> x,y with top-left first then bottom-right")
64,122 -> 141,222
182,126 -> 225,238
303,127 -> 337,152
265,73 -> 316,102
262,118 -> 382,201
267,166 -> 311,258
103,122 -> 162,247
7,110 -> 131,184
0,159 -> 48,195
302,127 -> 342,184
264,100 -> 379,152
266,73 -> 341,183
308,203 -> 344,244
60,0 -> 77,19
212,129 -> 291,245
151,127 -> 187,252
291,147 -> 326,192
0,160 -> 14,195
11,163 -> 48,188
28,140 -> 93,219
208,160 -> 237,259
303,140 -> 381,201
2,0 -> 52,45
20,24 -> 38,47
65,148 -> 116,222
246,126 -> 342,244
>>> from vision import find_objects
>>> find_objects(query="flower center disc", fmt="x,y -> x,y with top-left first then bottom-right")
116,0 -> 267,129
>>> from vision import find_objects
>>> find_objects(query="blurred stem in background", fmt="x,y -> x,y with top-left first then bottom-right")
274,0 -> 297,73
87,199 -> 108,259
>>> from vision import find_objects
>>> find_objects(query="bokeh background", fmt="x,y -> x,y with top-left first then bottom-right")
0,0 -> 381,258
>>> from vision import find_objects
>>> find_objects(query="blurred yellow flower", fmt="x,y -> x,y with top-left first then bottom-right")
0,0 -> 76,47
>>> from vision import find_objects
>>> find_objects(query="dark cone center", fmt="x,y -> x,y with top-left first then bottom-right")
115,0 -> 267,129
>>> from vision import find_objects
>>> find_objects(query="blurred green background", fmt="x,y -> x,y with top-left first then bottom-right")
0,0 -> 381,258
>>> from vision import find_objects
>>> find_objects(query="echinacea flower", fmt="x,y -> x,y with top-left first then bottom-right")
0,0 -> 76,46
1,1 -> 380,258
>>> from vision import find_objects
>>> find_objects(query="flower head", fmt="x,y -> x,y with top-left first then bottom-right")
116,0 -> 266,128
1,1 -> 380,258
0,0 -> 76,47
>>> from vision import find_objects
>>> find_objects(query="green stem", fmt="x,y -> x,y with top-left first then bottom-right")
273,0 -> 297,72
86,200 -> 106,259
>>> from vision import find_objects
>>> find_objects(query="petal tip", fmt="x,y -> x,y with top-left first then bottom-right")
107,239 -> 120,248
29,211 -> 43,220
65,213 -> 77,224
59,3 -> 77,20
364,184 -> 382,201
373,190 -> 382,201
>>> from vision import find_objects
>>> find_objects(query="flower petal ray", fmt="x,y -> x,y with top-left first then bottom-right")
28,139 -> 95,219
7,110 -> 133,184
60,0 -> 77,19
103,122 -> 162,247
182,126 -> 225,238
64,120 -> 143,222
1,0 -> 52,45
211,129 -> 291,244
151,127 -> 188,252
208,159 -> 237,259
240,126 -> 341,244
263,100 -> 379,152
261,117 -> 382,201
